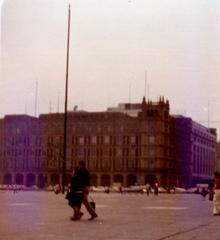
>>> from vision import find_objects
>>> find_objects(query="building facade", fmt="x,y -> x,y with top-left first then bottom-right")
0,97 -> 217,188
171,116 -> 217,188
216,141 -> 220,173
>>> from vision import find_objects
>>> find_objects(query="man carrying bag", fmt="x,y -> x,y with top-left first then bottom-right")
78,161 -> 98,220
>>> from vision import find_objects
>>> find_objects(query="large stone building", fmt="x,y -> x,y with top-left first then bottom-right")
0,97 -> 217,188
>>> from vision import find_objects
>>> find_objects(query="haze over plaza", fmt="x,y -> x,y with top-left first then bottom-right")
1,0 -> 220,136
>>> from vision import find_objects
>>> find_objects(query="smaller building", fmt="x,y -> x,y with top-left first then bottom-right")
171,115 -> 217,188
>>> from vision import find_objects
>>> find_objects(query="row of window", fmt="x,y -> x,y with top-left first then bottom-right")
4,134 -> 217,149
2,147 -> 165,158
193,153 -> 215,176
5,135 -> 140,146
1,147 -> 139,158
193,136 -> 216,148
3,135 -> 177,148
1,146 -> 213,160
1,159 -> 45,171
0,158 -> 139,172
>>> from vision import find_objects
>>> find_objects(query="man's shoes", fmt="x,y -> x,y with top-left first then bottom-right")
88,214 -> 98,221
79,212 -> 84,219
70,212 -> 84,221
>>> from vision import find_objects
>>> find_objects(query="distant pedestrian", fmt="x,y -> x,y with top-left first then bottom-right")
13,185 -> 17,194
200,187 -> 208,200
104,186 -> 110,194
154,182 -> 159,196
78,161 -> 98,220
54,184 -> 61,194
195,186 -> 200,194
213,171 -> 220,216
146,183 -> 151,196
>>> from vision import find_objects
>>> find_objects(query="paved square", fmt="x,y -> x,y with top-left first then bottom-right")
0,191 -> 220,240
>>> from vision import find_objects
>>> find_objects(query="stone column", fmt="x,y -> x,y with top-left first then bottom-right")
138,174 -> 145,185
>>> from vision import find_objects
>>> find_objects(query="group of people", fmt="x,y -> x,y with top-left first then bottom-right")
66,161 -> 98,221
66,165 -> 220,220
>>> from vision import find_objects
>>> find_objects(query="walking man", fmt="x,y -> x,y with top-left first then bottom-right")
78,161 -> 98,220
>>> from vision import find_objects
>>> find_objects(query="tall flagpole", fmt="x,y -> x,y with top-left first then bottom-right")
62,4 -> 71,194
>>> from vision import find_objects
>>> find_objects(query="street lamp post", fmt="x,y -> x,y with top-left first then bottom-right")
62,4 -> 71,194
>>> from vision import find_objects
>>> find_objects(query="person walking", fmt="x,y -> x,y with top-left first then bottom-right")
68,167 -> 84,221
146,183 -> 151,196
208,180 -> 214,201
213,171 -> 220,216
78,161 -> 98,220
154,182 -> 159,196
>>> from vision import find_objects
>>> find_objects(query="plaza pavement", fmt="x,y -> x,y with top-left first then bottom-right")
0,190 -> 220,240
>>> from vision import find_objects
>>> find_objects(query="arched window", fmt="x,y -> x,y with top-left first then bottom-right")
127,174 -> 137,187
26,173 -> 36,187
101,174 -> 110,187
113,174 -> 124,185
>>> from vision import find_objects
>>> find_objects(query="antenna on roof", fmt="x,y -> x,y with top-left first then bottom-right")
208,99 -> 210,128
57,91 -> 60,113
25,102 -> 27,115
49,100 -> 52,113
144,70 -> 147,99
148,83 -> 150,101
34,80 -> 38,117
129,84 -> 131,103
145,70 -> 150,101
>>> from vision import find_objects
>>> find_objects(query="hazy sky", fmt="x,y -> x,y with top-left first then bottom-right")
1,0 -> 220,136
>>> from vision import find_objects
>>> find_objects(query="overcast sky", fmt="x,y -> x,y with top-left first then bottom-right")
1,0 -> 220,136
